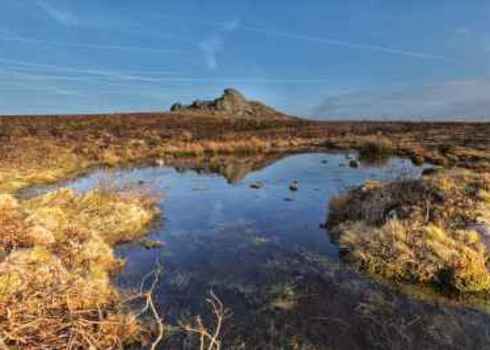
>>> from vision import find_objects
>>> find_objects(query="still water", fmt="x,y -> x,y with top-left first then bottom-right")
22,153 -> 490,349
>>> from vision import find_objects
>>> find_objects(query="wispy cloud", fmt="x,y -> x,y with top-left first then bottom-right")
0,57 -> 180,82
312,80 -> 490,120
37,1 -> 78,26
149,13 -> 452,62
0,57 -> 329,85
198,18 -> 240,70
0,32 -> 182,54
240,25 -> 454,62
198,36 -> 224,70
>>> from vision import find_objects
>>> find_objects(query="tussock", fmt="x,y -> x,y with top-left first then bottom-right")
328,169 -> 490,294
0,187 -> 159,349
357,136 -> 395,161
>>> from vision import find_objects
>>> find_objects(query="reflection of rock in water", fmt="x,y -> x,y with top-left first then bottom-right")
165,153 -> 288,184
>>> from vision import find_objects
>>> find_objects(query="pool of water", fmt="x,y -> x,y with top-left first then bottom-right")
22,153 -> 490,349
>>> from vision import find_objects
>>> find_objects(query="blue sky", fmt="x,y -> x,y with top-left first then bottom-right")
1,0 -> 490,120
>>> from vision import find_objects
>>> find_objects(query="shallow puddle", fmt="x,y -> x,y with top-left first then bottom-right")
21,153 -> 490,349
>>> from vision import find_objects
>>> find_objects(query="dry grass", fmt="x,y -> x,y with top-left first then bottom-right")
0,187 -> 159,349
1,114 -> 490,194
357,136 -> 395,161
328,169 -> 490,294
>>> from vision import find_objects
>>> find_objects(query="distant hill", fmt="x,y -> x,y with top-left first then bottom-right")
169,88 -> 295,120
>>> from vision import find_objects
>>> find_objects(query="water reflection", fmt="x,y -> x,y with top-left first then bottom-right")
21,153 -> 490,349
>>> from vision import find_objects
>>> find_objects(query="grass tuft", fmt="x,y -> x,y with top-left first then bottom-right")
357,136 -> 395,161
0,186 -> 159,349
329,169 -> 490,294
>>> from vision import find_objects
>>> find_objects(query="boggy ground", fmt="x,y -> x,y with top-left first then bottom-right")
1,112 -> 490,193
1,110 -> 490,348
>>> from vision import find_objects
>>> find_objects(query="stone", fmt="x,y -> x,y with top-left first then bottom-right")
467,222 -> 490,250
170,102 -> 184,112
289,181 -> 299,191
139,239 -> 164,250
168,88 -> 289,119
349,160 -> 360,168
250,181 -> 264,189
422,167 -> 442,176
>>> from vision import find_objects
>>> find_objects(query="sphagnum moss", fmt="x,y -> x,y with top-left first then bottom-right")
0,187 -> 159,349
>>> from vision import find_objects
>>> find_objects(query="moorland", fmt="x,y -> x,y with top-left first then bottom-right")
1,89 -> 490,349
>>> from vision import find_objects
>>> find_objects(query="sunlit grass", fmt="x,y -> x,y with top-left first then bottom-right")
329,169 -> 490,294
0,186 -> 159,349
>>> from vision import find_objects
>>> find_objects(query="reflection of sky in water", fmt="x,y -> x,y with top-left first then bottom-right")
20,153 -> 427,331
23,152 -> 425,273
42,153 -> 424,258
21,154 -> 490,348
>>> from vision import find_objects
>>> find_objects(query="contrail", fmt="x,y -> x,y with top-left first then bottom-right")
150,14 -> 453,62
0,57 -> 331,84
0,57 -> 180,81
240,25 -> 454,62
0,34 -> 183,54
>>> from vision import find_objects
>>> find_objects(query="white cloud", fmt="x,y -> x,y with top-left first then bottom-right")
198,18 -> 240,71
198,35 -> 224,70
312,80 -> 490,121
37,1 -> 78,26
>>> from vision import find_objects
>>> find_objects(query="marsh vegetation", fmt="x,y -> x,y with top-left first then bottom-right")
2,113 -> 490,348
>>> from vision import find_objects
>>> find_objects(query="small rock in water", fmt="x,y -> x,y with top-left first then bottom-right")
289,181 -> 299,191
321,160 -> 328,164
139,239 -> 164,250
284,197 -> 294,202
138,180 -> 145,185
250,181 -> 264,189
349,160 -> 360,168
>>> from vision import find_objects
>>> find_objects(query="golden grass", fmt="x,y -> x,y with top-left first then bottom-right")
0,136 -> 307,194
357,136 -> 395,160
0,187 -> 159,349
329,169 -> 490,294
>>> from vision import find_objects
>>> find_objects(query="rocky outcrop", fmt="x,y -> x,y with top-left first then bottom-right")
170,88 -> 292,119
